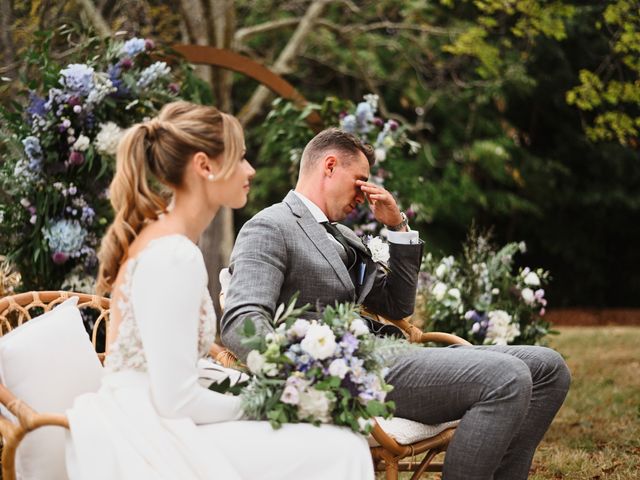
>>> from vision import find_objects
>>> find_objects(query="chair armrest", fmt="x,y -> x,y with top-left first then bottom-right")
391,319 -> 472,346
209,342 -> 241,368
0,384 -> 69,480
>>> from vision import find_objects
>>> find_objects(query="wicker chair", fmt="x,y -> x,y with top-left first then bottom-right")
216,280 -> 471,480
0,291 -> 110,480
0,290 -> 469,480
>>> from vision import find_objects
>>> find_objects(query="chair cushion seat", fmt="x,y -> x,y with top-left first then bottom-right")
368,417 -> 460,446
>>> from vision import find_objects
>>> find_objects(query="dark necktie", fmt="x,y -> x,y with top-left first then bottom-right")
321,221 -> 356,267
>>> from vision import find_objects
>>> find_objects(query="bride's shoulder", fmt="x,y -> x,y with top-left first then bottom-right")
134,234 -> 204,271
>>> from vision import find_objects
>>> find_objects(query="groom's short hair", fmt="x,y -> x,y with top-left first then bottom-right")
300,128 -> 375,175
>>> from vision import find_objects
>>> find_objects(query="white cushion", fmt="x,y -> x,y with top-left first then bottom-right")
368,417 -> 460,447
0,297 -> 104,480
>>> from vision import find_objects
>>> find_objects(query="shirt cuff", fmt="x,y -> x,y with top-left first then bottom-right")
386,229 -> 420,245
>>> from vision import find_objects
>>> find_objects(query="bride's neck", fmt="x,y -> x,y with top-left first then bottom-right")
164,192 -> 219,243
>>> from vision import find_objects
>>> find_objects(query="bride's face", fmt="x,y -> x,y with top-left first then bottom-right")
217,152 -> 255,209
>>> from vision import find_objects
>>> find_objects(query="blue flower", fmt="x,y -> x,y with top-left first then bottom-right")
42,219 -> 88,258
137,61 -> 171,89
340,114 -> 356,133
355,102 -> 373,133
119,38 -> 146,58
59,64 -> 95,97
22,136 -> 43,169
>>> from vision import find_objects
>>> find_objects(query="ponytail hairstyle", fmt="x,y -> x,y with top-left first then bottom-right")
96,101 -> 244,295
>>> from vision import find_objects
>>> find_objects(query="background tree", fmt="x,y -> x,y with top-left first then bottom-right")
2,0 -> 638,308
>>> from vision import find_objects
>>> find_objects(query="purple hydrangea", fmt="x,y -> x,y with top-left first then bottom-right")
59,64 -> 95,97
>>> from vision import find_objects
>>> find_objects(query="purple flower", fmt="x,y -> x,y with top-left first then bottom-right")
119,58 -> 133,70
339,332 -> 359,356
67,151 -> 85,167
388,119 -> 399,131
52,251 -> 69,265
144,39 -> 155,50
26,93 -> 47,120
373,117 -> 384,127
168,83 -> 180,94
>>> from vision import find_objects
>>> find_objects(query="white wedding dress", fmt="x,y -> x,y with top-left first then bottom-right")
65,235 -> 373,479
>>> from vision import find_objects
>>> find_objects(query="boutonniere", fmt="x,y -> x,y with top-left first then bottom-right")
363,235 -> 390,264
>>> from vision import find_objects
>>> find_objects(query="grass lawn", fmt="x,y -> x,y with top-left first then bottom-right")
390,327 -> 640,479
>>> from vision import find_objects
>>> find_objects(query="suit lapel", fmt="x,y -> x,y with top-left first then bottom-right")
284,192 -> 355,293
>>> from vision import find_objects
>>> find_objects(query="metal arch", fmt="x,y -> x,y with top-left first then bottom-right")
172,44 -> 322,131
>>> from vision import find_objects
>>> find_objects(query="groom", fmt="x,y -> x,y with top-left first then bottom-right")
220,128 -> 570,479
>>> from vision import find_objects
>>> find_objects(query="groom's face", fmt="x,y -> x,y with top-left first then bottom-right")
325,151 -> 370,221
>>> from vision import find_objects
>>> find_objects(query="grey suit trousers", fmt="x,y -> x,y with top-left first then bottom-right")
385,344 -> 571,480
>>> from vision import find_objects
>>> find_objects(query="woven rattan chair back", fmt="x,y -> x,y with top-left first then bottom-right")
0,291 -> 110,363
0,291 -> 110,480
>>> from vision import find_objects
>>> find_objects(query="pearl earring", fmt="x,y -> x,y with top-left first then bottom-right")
207,173 -> 215,181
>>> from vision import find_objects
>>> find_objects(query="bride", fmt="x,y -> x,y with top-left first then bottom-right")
65,101 -> 373,479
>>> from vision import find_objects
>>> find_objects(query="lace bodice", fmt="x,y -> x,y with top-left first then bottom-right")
104,236 -> 216,374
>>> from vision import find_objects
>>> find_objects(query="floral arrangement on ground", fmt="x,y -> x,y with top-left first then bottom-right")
417,228 -> 552,346
0,30 -> 197,292
236,297 -> 412,434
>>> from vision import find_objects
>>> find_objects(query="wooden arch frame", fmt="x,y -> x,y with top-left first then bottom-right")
172,45 -> 322,129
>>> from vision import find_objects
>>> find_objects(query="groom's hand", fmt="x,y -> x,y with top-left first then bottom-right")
356,180 -> 405,230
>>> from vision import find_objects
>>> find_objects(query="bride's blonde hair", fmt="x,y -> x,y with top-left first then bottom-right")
96,101 -> 244,295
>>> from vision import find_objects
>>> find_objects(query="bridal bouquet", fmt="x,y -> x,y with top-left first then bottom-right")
239,298 -> 398,434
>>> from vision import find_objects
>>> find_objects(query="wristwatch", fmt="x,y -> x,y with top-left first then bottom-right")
386,212 -> 409,232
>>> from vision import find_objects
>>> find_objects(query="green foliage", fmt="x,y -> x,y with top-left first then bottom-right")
566,0 -> 640,146
418,228 -> 553,345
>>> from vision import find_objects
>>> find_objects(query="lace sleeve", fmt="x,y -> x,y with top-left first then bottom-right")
130,236 -> 243,423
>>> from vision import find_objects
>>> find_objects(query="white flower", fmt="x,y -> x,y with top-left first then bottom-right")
280,385 -> 300,405
432,282 -> 447,301
521,287 -> 535,305
349,318 -> 370,337
298,387 -> 333,423
246,350 -> 265,374
72,135 -> 90,152
367,236 -> 390,263
300,323 -> 337,360
374,147 -> 387,162
263,362 -> 279,377
94,122 -> 124,156
492,288 -> 500,295
524,271 -> 540,286
328,358 -> 349,379
485,310 -> 520,345
435,263 -> 447,278
290,319 -> 310,338
448,288 -> 461,300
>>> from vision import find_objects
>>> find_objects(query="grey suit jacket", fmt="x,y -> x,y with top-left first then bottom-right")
220,191 -> 424,360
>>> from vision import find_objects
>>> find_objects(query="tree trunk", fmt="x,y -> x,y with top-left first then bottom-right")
0,0 -> 16,81
181,0 -> 236,317
210,0 -> 236,113
180,0 -> 212,82
75,0 -> 112,37
238,0 -> 331,126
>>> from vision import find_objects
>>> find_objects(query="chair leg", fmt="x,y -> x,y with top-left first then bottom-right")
385,459 -> 399,480
410,448 -> 444,480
